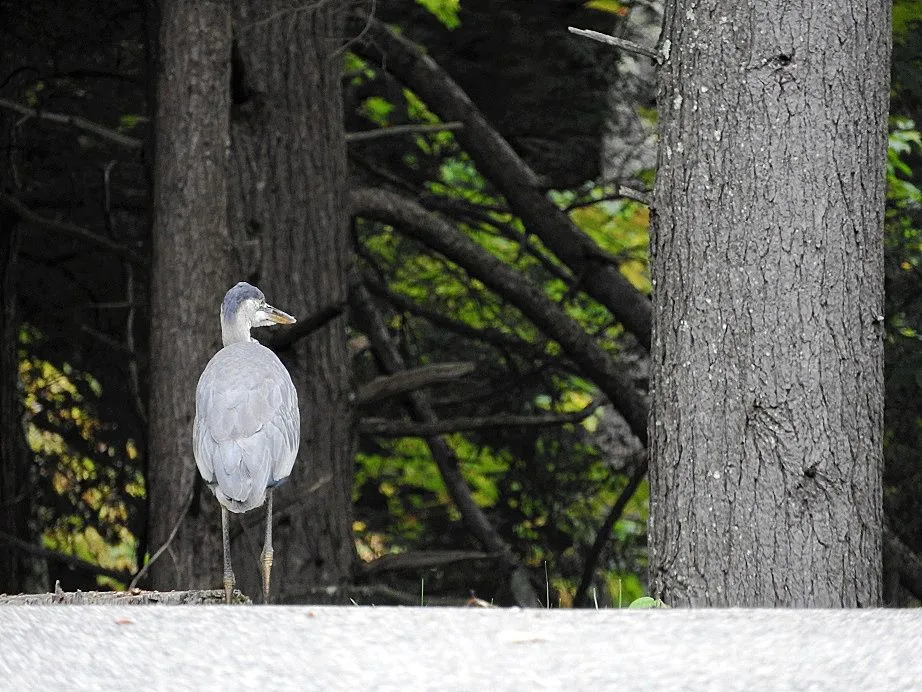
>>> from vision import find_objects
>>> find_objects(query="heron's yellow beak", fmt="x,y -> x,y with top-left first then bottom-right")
265,304 -> 297,325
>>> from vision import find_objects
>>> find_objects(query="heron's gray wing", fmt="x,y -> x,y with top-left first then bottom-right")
268,367 -> 299,484
193,342 -> 299,512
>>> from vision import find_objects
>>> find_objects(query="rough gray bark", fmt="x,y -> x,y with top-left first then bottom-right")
648,1 -> 890,606
147,1 -> 235,592
228,0 -> 355,601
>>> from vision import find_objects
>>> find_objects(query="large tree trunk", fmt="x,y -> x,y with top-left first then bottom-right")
228,0 -> 355,601
649,1 -> 890,606
147,1 -> 235,591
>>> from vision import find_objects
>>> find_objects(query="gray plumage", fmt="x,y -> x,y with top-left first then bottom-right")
192,281 -> 299,602
193,341 -> 298,512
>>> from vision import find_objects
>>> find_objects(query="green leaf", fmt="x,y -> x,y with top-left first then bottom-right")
628,596 -> 670,608
416,0 -> 461,29
584,0 -> 627,15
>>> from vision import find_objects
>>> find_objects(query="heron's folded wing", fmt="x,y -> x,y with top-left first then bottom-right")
194,344 -> 299,502
266,366 -> 299,483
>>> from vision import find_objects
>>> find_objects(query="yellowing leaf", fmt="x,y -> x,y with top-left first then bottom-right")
584,0 -> 628,15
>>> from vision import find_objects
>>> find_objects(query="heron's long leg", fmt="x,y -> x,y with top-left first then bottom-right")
222,506 -> 235,604
261,488 -> 274,604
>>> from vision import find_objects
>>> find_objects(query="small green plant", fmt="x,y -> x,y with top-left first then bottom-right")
627,596 -> 670,609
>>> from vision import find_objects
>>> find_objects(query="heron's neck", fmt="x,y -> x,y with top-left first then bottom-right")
220,314 -> 252,346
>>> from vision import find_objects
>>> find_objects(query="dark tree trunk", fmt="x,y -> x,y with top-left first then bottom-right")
649,1 -> 890,606
147,1 -> 235,591
0,221 -> 32,593
228,0 -> 355,600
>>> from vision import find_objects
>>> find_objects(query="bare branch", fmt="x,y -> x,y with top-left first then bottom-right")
359,404 -> 601,437
129,489 -> 193,590
0,96 -> 144,149
618,185 -> 653,206
567,27 -> 662,62
349,269 -> 541,608
261,301 -> 346,351
574,454 -> 648,607
352,187 -> 649,445
420,195 -> 574,283
363,272 -> 541,355
356,362 -> 476,405
0,192 -> 146,266
565,184 -> 653,209
347,121 -> 464,142
352,15 -> 653,349
358,550 -> 497,577
79,324 -> 136,357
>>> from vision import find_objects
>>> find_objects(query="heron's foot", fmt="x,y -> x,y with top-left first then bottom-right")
223,573 -> 235,605
261,549 -> 273,604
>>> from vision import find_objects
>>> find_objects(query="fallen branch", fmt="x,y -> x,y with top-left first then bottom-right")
567,27 -> 661,62
356,362 -> 476,405
0,97 -> 144,149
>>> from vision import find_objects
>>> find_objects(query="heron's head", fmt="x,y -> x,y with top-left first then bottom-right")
220,282 -> 296,345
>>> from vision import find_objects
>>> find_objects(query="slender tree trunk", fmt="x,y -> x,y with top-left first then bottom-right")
228,0 -> 355,600
649,1 -> 890,606
0,221 -> 30,593
147,1 -> 235,591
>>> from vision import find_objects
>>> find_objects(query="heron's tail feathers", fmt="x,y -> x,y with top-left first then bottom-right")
211,441 -> 270,513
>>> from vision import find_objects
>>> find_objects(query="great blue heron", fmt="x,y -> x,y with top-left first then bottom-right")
193,282 -> 300,603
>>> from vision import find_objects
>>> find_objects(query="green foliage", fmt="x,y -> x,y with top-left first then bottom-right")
628,596 -> 669,609
894,0 -> 922,40
20,326 -> 142,587
360,96 -> 395,127
883,114 -> 922,563
349,63 -> 652,602
583,0 -> 627,15
415,0 -> 461,29
117,114 -> 144,133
